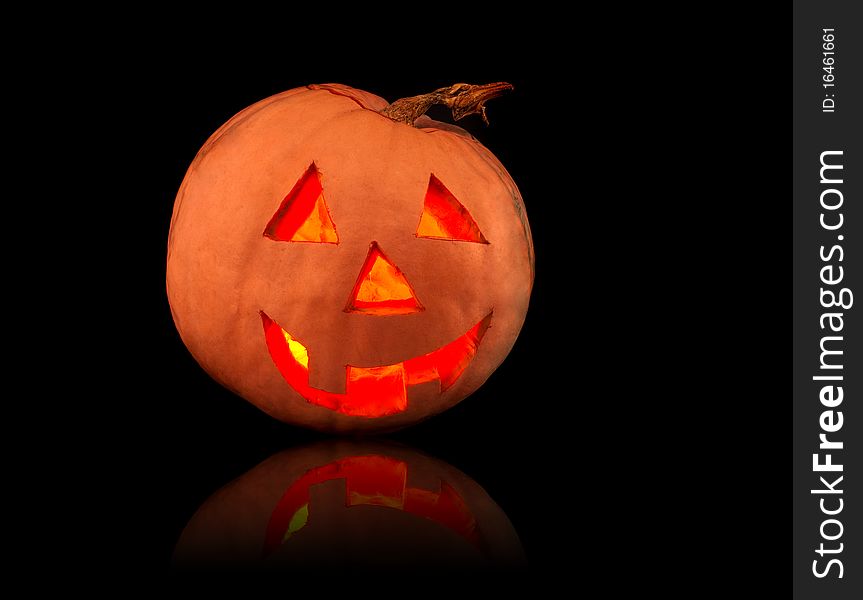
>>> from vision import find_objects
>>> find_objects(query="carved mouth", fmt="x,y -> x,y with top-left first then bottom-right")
261,311 -> 492,418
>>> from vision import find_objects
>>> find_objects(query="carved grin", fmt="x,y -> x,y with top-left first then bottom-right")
261,311 -> 492,418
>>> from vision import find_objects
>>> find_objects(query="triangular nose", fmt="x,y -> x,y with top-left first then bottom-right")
345,242 -> 424,315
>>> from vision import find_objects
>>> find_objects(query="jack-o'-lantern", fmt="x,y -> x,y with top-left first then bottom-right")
172,440 -> 526,568
166,82 -> 533,432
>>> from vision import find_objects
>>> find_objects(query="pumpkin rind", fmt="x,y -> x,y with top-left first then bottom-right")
166,84 -> 533,433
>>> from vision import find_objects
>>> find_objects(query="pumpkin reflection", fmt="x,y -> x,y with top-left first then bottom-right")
173,440 -> 525,569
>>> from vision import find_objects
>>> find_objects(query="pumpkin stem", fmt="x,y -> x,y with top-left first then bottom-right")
380,82 -> 513,127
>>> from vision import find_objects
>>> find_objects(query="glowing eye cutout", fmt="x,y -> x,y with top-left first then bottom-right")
264,163 -> 339,243
416,174 -> 488,244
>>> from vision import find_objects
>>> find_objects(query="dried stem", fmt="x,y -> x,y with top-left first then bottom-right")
381,82 -> 513,127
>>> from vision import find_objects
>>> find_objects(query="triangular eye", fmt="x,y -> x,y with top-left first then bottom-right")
416,174 -> 488,244
264,163 -> 339,243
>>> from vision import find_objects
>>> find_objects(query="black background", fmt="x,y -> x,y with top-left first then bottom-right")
47,15 -> 796,588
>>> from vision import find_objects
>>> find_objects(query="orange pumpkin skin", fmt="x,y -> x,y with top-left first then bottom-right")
172,440 -> 526,568
166,84 -> 533,433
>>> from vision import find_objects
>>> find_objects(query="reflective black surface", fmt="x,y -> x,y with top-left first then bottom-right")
173,439 -> 525,570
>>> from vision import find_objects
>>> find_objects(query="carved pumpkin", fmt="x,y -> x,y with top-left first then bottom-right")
172,440 -> 526,568
166,82 -> 533,432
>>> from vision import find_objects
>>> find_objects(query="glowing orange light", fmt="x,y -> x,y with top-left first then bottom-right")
260,311 -> 492,417
345,364 -> 408,416
345,242 -> 423,315
264,162 -> 339,243
263,454 -> 479,557
404,313 -> 490,391
416,174 -> 488,244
